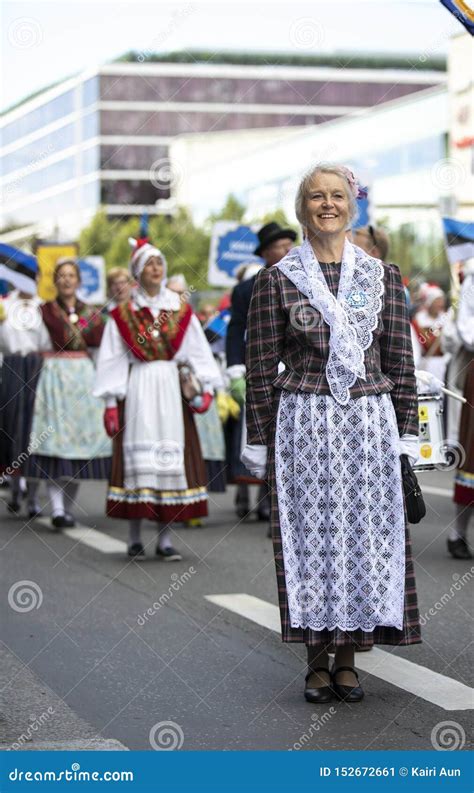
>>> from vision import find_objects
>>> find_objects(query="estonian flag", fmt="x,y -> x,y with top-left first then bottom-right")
442,217 -> 474,265
0,243 -> 38,295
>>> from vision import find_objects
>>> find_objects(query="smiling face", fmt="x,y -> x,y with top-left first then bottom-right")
303,173 -> 351,239
139,255 -> 164,293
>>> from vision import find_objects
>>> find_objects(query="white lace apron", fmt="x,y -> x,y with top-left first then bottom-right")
275,391 -> 406,631
274,241 -> 406,632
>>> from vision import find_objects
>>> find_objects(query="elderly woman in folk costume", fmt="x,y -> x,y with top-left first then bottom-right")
242,163 -> 421,703
93,240 -> 223,561
24,258 -> 111,528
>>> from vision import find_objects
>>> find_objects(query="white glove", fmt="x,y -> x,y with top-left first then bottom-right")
399,434 -> 419,466
226,364 -> 246,380
241,444 -> 267,479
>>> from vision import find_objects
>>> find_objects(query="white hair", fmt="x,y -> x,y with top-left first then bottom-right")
295,162 -> 359,230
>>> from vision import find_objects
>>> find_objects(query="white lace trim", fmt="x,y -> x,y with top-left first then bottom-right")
276,239 -> 384,405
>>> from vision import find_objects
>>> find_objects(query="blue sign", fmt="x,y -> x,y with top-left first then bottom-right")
77,256 -> 105,304
353,188 -> 370,229
208,222 -> 262,286
78,259 -> 100,295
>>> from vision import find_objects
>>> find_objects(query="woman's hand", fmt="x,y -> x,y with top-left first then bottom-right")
189,392 -> 213,414
241,444 -> 267,480
103,406 -> 119,437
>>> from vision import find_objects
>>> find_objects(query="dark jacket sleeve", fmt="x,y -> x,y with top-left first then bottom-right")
245,267 -> 286,445
226,281 -> 250,367
380,263 -> 418,436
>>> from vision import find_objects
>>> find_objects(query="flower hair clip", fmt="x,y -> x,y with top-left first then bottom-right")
339,165 -> 367,200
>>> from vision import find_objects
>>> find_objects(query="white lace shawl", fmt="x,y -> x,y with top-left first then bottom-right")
276,238 -> 384,405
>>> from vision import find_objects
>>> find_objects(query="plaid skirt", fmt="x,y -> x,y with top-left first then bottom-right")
267,400 -> 422,650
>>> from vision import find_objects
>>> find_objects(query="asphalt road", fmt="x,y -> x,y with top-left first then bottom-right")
0,469 -> 472,752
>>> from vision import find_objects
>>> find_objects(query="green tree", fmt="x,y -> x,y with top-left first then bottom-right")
106,217 -> 140,268
208,194 -> 245,224
149,208 -> 210,290
78,209 -> 114,257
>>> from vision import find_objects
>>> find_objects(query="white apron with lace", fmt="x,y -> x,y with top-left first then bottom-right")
275,390 -> 406,632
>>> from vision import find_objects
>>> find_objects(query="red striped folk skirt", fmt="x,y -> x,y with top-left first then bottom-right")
106,400 -> 208,522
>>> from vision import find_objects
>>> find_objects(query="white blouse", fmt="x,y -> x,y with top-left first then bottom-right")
93,294 -> 223,406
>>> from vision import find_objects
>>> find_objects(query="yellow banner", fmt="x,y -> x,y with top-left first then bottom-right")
36,243 -> 77,301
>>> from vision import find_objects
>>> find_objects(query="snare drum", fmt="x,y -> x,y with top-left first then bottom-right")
413,393 -> 448,471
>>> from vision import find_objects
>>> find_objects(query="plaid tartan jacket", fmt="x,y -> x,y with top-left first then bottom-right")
245,259 -> 418,446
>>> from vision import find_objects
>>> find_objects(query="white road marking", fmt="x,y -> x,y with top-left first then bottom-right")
420,485 -> 454,498
36,518 -> 127,554
206,593 -> 474,712
206,593 -> 281,632
14,738 -> 129,751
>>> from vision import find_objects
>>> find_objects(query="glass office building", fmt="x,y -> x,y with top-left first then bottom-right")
0,54 -> 444,242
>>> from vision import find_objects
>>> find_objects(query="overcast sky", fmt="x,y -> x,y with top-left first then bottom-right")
1,0 -> 461,113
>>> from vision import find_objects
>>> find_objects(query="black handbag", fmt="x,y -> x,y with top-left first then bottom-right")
400,454 -> 426,524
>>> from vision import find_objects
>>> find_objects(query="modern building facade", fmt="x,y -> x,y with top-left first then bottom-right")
0,52 -> 444,243
171,33 -> 473,265
172,85 -> 450,228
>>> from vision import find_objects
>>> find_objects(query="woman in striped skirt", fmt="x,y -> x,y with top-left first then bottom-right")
24,258 -> 111,528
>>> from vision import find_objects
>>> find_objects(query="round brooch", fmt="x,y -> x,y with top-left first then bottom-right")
346,290 -> 367,308
151,329 -> 160,339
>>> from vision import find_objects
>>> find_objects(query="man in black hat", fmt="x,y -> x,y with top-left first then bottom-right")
226,222 -> 297,523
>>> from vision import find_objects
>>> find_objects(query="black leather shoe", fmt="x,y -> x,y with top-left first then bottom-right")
304,667 -> 333,703
156,545 -> 182,562
51,514 -> 75,530
7,501 -> 21,515
331,665 -> 364,702
128,542 -> 146,560
447,538 -> 472,560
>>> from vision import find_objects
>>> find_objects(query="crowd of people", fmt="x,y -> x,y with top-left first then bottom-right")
0,162 -> 472,704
